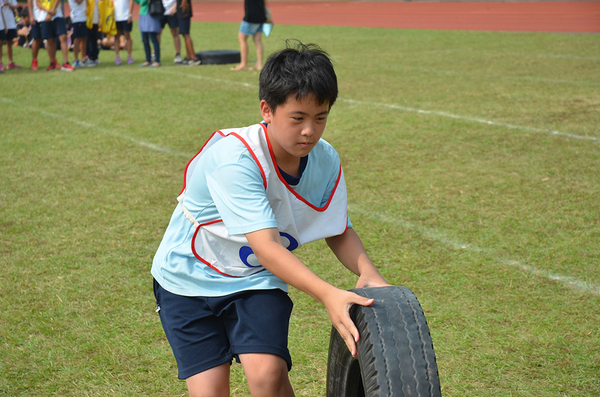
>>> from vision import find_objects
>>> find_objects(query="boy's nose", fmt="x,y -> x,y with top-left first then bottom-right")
301,123 -> 315,136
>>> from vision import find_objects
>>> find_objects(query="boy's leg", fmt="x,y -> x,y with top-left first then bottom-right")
170,27 -> 180,56
140,32 -> 151,64
182,33 -> 198,62
46,38 -> 57,65
7,38 -> 14,64
80,37 -> 87,60
251,31 -> 264,70
73,37 -> 80,60
124,31 -> 133,57
149,32 -> 160,65
231,32 -> 249,71
59,34 -> 69,64
239,354 -> 294,397
114,31 -> 122,60
186,363 -> 231,397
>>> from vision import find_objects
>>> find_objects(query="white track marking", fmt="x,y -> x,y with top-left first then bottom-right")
339,98 -> 600,144
350,204 -> 600,296
156,70 -> 600,144
0,96 -> 189,158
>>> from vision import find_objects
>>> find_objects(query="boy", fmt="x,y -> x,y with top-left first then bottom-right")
67,0 -> 87,67
152,41 -> 389,396
0,0 -> 22,70
158,0 -> 181,64
35,0 -> 74,71
16,6 -> 32,47
113,0 -> 134,65
175,0 -> 199,65
84,0 -> 99,66
231,0 -> 268,71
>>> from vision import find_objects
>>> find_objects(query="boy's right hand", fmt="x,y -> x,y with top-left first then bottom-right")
322,288 -> 374,358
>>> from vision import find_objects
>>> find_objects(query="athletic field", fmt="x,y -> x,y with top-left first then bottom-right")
1,9 -> 599,396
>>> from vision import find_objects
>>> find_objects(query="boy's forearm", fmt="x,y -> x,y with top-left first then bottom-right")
326,228 -> 390,287
247,228 -> 334,302
246,227 -> 377,357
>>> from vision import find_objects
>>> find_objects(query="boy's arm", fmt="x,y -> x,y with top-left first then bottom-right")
128,0 -> 134,21
35,0 -> 53,14
325,228 -> 390,289
246,227 -> 376,358
27,0 -> 36,24
180,0 -> 189,13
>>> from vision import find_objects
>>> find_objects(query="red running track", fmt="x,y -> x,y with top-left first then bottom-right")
190,1 -> 600,33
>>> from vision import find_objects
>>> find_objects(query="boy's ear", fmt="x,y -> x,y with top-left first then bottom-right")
260,100 -> 273,124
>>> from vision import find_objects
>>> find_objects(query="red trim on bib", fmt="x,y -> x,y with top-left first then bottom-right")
190,219 -> 240,278
179,127 -> 268,196
262,125 -> 342,212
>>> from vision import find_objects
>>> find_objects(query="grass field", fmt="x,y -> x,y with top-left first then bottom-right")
1,21 -> 599,396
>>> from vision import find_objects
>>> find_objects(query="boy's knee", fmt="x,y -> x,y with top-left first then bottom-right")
245,358 -> 289,392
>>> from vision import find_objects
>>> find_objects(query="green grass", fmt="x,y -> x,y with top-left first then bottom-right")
1,21 -> 599,396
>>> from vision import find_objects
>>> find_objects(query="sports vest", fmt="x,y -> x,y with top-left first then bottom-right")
178,123 -> 348,277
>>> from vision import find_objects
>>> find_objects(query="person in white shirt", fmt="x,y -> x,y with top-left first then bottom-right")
113,0 -> 134,65
67,0 -> 87,68
35,0 -> 74,70
0,0 -> 22,70
158,0 -> 181,64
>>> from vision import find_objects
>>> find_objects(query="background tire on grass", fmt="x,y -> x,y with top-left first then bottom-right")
326,286 -> 441,397
195,50 -> 241,65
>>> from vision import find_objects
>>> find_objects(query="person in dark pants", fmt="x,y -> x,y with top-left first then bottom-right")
134,0 -> 161,67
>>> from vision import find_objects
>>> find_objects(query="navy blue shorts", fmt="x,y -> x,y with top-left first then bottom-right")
178,17 -> 190,35
160,15 -> 178,29
41,17 -> 67,39
116,20 -> 133,32
72,22 -> 88,38
0,30 -> 5,41
31,23 -> 42,40
4,29 -> 17,40
153,280 -> 293,380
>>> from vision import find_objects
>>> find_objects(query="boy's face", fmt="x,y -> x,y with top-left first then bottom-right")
261,94 -> 329,169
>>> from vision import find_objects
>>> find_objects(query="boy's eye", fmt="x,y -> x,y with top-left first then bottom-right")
292,117 -> 303,121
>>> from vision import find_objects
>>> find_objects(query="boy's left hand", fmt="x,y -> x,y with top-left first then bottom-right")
355,272 -> 391,289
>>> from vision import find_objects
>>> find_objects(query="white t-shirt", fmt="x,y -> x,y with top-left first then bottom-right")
162,0 -> 175,16
113,0 -> 130,22
1,0 -> 18,29
151,123 -> 350,297
91,0 -> 99,24
68,0 -> 87,23
33,0 -> 63,22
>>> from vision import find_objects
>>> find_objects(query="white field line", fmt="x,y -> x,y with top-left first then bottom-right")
397,65 -> 600,87
339,98 -> 600,144
350,204 -> 600,296
157,69 -> 600,144
0,96 -> 189,158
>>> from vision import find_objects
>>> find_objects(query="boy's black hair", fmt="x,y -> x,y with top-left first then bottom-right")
259,40 -> 338,113
20,6 -> 29,17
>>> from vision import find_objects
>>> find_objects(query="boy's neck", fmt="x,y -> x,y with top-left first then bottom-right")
276,157 -> 302,178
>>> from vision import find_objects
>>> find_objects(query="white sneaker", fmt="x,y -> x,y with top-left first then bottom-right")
187,59 -> 201,66
174,54 -> 183,64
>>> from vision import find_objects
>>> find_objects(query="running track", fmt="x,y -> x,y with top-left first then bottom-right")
190,1 -> 600,33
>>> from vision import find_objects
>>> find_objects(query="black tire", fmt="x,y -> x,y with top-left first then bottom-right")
326,286 -> 441,397
195,49 -> 241,65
